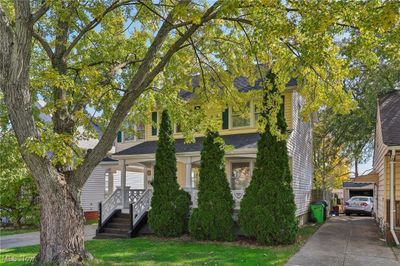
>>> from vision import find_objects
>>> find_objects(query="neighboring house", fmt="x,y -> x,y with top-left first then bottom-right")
86,76 -> 314,238
373,90 -> 400,244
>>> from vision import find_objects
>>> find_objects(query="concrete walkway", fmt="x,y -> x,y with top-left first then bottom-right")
0,225 -> 97,249
287,216 -> 399,266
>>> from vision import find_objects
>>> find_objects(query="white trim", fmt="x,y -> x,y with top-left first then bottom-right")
99,160 -> 119,166
229,103 -> 251,129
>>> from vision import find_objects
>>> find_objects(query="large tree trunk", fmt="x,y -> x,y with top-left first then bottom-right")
36,172 -> 91,264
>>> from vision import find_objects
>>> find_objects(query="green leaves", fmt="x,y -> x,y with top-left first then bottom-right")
25,127 -> 83,167
0,132 -> 39,227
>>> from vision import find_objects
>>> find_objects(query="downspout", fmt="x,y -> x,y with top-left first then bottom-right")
389,148 -> 400,245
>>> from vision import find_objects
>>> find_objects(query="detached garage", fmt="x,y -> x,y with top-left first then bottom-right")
343,172 -> 378,203
343,182 -> 375,203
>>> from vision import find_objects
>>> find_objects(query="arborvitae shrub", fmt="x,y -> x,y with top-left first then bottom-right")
148,110 -> 190,237
189,131 -> 234,241
239,72 -> 298,245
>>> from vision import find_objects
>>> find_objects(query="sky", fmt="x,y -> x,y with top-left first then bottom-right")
352,158 -> 373,177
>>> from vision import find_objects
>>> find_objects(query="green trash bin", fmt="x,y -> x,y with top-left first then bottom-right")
310,203 -> 324,223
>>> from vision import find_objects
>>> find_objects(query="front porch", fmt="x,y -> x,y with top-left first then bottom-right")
96,155 -> 256,238
96,133 -> 259,238
103,151 -> 256,210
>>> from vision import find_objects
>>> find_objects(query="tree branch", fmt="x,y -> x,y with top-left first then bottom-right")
0,4 -> 14,87
74,0 -> 221,187
64,0 -> 136,57
32,31 -> 54,59
220,17 -> 252,25
32,1 -> 49,23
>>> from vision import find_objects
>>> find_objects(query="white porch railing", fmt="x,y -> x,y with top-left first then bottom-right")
100,188 -> 245,228
130,189 -> 153,229
99,188 -> 146,225
184,189 -> 245,209
128,189 -> 146,204
100,188 -> 122,224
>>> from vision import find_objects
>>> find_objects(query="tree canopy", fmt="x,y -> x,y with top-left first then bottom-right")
2,1 -> 399,164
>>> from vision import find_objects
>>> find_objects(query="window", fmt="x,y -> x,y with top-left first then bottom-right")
151,112 -> 158,136
231,162 -> 251,190
120,123 -> 145,142
232,102 -> 250,128
124,126 -> 136,141
136,123 -> 145,140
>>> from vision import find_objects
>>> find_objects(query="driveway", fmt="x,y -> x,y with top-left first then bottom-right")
0,225 -> 97,249
287,216 -> 399,266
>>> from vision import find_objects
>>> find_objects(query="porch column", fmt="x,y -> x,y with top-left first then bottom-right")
108,171 -> 114,195
121,160 -> 128,208
185,158 -> 192,189
150,163 -> 155,188
143,166 -> 148,189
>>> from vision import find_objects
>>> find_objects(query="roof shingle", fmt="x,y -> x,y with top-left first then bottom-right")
113,133 -> 259,156
379,91 -> 400,146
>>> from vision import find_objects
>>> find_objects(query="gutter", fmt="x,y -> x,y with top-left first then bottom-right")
389,148 -> 400,246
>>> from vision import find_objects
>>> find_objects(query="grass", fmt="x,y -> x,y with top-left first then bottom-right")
85,220 -> 98,225
0,224 -> 319,266
0,228 -> 38,237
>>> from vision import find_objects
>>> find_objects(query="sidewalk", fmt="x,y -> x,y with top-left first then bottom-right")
0,225 -> 97,249
287,216 -> 399,266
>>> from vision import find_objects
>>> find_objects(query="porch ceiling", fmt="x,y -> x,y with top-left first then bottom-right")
113,132 -> 259,157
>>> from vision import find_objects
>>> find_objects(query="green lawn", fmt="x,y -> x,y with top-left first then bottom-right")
0,225 -> 319,266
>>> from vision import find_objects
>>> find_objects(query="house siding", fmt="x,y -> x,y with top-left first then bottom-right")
88,88 -> 313,220
374,107 -> 388,227
81,165 -> 106,212
143,91 -> 294,142
287,91 -> 313,217
112,170 -> 144,190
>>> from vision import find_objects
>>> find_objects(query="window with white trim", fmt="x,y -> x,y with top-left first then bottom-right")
231,102 -> 250,128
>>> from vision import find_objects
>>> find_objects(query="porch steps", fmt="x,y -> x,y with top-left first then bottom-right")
95,212 -> 131,239
95,211 -> 150,239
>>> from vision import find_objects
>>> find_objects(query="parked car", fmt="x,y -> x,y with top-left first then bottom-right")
344,196 -> 374,216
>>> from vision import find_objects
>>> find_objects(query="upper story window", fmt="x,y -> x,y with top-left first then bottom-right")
124,126 -> 136,141
175,123 -> 182,133
117,123 -> 146,143
136,123 -> 145,140
231,102 -> 250,128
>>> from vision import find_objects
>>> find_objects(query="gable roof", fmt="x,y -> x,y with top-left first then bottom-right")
378,91 -> 400,146
113,132 -> 259,156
